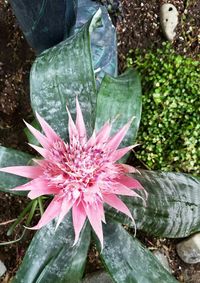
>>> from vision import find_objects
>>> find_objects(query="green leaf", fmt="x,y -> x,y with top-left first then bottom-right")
106,170 -> 200,238
13,215 -> 91,283
95,69 -> 142,145
30,13 -> 98,140
97,221 -> 178,283
75,0 -> 117,84
0,146 -> 33,195
9,0 -> 77,54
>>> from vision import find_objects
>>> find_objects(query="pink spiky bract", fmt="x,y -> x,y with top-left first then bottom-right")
0,98 -> 145,248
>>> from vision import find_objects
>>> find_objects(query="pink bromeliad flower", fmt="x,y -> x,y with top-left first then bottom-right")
0,99 -> 145,247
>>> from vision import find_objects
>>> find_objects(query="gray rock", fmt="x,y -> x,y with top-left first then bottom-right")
153,250 -> 172,273
0,260 -> 7,277
160,4 -> 178,41
176,233 -> 200,264
82,271 -> 113,283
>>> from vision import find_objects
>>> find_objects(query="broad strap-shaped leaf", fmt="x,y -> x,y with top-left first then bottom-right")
13,215 -> 91,283
106,170 -> 200,238
95,69 -> 142,146
0,146 -> 33,195
9,0 -> 77,54
75,0 -> 117,84
30,13 -> 98,140
96,221 -> 178,283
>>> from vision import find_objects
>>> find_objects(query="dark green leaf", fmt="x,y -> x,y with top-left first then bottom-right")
95,69 -> 142,145
30,14 -> 98,140
97,221 -> 178,283
13,215 -> 91,283
106,170 -> 200,238
0,146 -> 33,195
75,0 -> 117,84
9,0 -> 77,53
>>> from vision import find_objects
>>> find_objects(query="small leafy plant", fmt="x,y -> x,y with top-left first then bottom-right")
127,43 -> 200,175
0,2 -> 199,283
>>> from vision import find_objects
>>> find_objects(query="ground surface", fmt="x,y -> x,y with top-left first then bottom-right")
0,0 -> 200,282
117,0 -> 200,71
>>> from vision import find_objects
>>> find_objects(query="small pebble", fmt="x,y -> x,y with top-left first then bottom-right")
0,260 -> 7,277
160,4 -> 178,41
176,233 -> 200,264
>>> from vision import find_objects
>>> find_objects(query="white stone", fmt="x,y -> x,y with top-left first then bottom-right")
153,250 -> 172,273
176,233 -> 200,264
0,260 -> 7,277
160,4 -> 178,41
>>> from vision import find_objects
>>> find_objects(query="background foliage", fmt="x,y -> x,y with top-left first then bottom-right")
127,43 -> 200,175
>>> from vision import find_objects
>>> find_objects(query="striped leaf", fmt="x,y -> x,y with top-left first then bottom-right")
106,170 -> 200,238
13,215 -> 91,283
96,221 -> 178,283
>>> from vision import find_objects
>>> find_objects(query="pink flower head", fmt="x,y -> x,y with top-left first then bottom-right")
0,98 -> 145,247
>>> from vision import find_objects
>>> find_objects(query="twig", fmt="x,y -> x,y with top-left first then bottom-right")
0,218 -> 17,226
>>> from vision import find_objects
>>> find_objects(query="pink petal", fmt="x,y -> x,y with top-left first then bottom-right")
66,104 -> 78,142
0,165 -> 42,179
75,98 -> 87,143
55,197 -> 74,229
28,143 -> 48,158
118,164 -> 138,174
31,196 -> 61,229
98,202 -> 106,223
35,112 -> 60,142
11,180 -> 35,191
84,203 -> 103,248
107,119 -> 133,150
117,175 -> 144,190
32,159 -> 48,167
103,193 -> 133,221
86,130 -> 96,147
110,145 -> 136,162
27,179 -> 59,199
24,121 -> 50,149
95,121 -> 112,144
72,201 -> 87,245
108,182 -> 142,197
28,188 -> 58,199
11,178 -> 59,199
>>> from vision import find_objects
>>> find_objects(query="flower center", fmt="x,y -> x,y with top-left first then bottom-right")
44,140 -> 110,195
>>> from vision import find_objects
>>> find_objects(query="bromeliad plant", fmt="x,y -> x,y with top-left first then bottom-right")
0,1 -> 200,283
0,98 -> 144,248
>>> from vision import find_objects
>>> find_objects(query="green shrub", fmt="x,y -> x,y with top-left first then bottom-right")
127,43 -> 200,174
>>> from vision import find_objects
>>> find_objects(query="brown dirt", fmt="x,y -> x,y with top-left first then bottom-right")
0,193 -> 35,283
0,0 -> 200,282
0,1 -> 34,282
0,1 -> 34,151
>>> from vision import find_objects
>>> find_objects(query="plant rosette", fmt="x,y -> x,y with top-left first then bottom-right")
0,98 -> 145,248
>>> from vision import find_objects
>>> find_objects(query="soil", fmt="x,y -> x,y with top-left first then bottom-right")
0,1 -> 34,151
0,1 -> 35,282
0,0 -> 199,282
